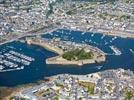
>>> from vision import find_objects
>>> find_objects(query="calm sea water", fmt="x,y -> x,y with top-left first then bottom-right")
0,29 -> 134,87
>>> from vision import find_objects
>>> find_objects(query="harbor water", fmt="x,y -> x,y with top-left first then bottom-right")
0,29 -> 134,86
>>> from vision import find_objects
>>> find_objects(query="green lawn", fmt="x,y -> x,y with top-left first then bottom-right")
79,81 -> 95,95
125,90 -> 134,100
62,48 -> 93,61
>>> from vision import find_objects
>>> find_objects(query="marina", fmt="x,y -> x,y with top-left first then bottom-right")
9,51 -> 35,62
0,50 -> 35,72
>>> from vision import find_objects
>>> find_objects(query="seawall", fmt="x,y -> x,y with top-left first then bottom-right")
46,55 -> 105,66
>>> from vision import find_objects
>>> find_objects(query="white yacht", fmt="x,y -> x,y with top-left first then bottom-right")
110,46 -> 122,55
129,49 -> 134,54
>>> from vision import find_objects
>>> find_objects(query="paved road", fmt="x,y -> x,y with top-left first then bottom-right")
0,28 -> 58,46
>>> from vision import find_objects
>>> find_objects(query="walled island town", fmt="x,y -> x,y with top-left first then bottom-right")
26,36 -> 106,66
